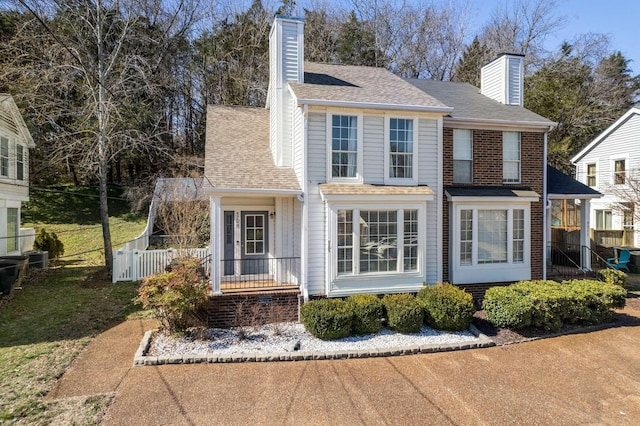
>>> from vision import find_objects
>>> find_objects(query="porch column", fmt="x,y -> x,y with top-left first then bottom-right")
210,195 -> 222,295
581,198 -> 592,271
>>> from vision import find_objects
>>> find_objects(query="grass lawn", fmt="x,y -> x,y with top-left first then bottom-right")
0,186 -> 148,424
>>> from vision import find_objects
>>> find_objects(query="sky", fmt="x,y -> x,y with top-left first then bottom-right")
471,0 -> 640,73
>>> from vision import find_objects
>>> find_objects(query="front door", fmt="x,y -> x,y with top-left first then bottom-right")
241,211 -> 269,275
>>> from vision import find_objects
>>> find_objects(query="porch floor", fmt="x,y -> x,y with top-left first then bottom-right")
220,280 -> 299,294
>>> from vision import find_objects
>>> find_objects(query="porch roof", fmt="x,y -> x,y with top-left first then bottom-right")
319,183 -> 434,200
204,106 -> 300,193
547,165 -> 602,199
445,185 -> 539,200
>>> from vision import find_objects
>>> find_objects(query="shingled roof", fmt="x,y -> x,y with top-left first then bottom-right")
405,79 -> 554,128
547,165 -> 601,198
289,62 -> 452,112
204,106 -> 300,192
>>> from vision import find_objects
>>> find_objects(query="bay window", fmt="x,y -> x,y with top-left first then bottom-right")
334,206 -> 422,276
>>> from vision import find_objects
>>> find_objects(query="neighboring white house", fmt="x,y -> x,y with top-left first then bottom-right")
0,94 -> 35,256
203,15 -> 555,301
571,107 -> 640,249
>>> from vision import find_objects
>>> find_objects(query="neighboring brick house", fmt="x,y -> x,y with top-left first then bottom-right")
202,16 -> 556,308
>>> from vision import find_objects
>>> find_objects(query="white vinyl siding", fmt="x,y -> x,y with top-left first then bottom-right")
363,115 -> 384,184
418,118 -> 439,284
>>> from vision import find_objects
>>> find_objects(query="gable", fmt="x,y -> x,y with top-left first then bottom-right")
0,94 -> 35,148
571,107 -> 640,164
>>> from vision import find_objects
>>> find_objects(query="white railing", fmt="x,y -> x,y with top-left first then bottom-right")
112,247 -> 211,283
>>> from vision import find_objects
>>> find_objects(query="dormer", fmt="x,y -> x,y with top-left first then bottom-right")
267,16 -> 304,167
480,53 -> 524,107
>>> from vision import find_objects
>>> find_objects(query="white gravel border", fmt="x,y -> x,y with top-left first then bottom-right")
134,322 -> 494,366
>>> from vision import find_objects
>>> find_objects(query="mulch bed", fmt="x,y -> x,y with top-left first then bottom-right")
473,296 -> 640,346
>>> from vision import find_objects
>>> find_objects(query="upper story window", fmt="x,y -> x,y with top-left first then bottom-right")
503,131 -> 521,184
586,163 -> 596,187
331,115 -> 358,178
388,118 -> 414,180
453,129 -> 473,183
16,144 -> 24,181
0,136 -> 8,177
614,159 -> 626,185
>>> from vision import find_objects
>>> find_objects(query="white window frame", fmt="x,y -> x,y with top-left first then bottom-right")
586,162 -> 597,187
328,202 -> 426,282
384,115 -> 418,185
503,131 -> 521,184
453,129 -> 473,184
451,202 -> 531,284
326,111 -> 363,183
611,156 -> 627,186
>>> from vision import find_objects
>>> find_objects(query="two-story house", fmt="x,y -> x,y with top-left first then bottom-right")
203,16 -> 554,318
0,94 -> 34,256
572,107 -> 640,249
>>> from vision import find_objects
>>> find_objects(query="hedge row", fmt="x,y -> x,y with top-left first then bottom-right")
300,284 -> 475,340
482,279 -> 626,331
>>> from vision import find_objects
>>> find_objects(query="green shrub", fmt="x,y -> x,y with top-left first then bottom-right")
300,299 -> 352,340
33,228 -> 64,259
135,257 -> 209,333
417,283 -> 475,331
483,286 -> 534,329
382,293 -> 423,333
346,294 -> 383,335
483,279 -> 627,331
597,269 -> 628,287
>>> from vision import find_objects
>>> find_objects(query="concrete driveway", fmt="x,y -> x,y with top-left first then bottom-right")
48,308 -> 640,425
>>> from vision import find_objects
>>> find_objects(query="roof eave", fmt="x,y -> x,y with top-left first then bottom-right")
295,98 -> 453,114
204,187 -> 302,196
444,116 -> 556,131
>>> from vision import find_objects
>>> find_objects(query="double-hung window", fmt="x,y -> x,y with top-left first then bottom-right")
614,159 -> 626,185
16,145 -> 24,181
453,129 -> 473,183
330,114 -> 360,180
0,136 -> 8,177
503,132 -> 521,183
596,210 -> 613,230
335,207 -> 421,276
586,163 -> 596,187
388,118 -> 415,181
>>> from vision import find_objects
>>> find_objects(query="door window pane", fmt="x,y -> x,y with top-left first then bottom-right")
244,214 -> 265,255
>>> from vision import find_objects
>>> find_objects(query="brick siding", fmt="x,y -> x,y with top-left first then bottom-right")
208,290 -> 301,328
442,127 -> 545,284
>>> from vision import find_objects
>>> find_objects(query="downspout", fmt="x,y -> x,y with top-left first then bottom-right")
436,116 -> 444,283
543,131 -> 549,280
301,105 -> 309,301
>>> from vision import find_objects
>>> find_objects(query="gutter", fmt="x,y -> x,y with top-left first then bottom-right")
294,98 -> 454,114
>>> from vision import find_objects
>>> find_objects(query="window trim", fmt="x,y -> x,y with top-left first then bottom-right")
328,202 -> 426,283
384,115 -> 418,185
502,131 -> 521,184
0,135 -> 9,178
586,162 -> 597,187
451,202 -> 531,284
453,128 -> 473,184
326,111 -> 364,183
611,157 -> 627,186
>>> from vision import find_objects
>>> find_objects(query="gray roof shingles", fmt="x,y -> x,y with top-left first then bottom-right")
289,62 -> 450,110
204,106 -> 300,192
405,79 -> 554,126
547,165 -> 601,197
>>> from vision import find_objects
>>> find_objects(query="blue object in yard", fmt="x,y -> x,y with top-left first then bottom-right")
607,249 -> 631,272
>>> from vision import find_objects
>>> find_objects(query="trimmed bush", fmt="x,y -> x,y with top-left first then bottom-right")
483,279 -> 627,331
597,268 -> 628,288
34,228 -> 64,259
135,257 -> 209,334
300,299 -> 352,340
482,286 -> 534,329
346,294 -> 383,335
417,283 -> 475,331
382,293 -> 423,333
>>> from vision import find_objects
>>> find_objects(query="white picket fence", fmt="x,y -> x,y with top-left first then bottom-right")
112,247 -> 211,283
